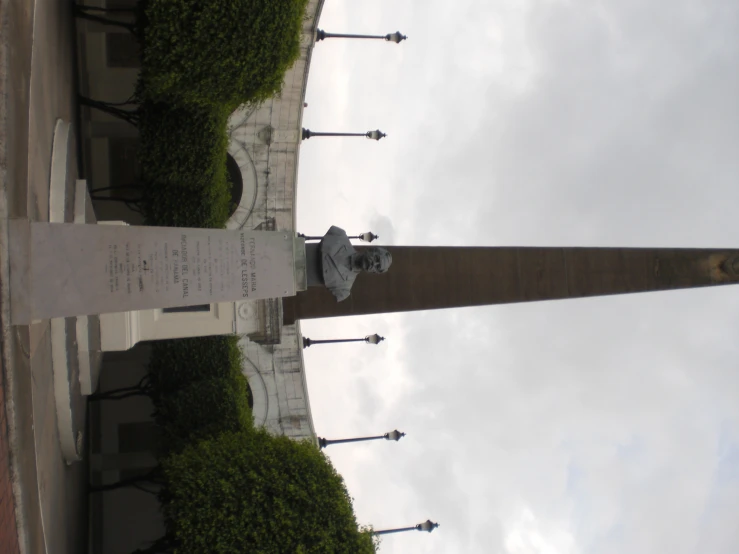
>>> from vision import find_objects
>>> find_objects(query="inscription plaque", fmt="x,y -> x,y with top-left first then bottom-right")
10,221 -> 301,324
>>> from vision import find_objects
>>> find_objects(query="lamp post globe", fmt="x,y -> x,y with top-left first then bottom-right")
384,429 -> 405,442
365,333 -> 384,345
385,31 -> 408,43
416,520 -> 440,533
366,129 -> 387,141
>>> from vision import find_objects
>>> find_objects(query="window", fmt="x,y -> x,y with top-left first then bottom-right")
162,305 -> 211,314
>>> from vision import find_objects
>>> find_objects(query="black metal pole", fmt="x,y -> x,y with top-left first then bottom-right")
318,435 -> 387,448
298,233 -> 377,242
374,526 -> 419,536
302,129 -> 386,141
317,30 -> 388,41
303,337 -> 368,348
318,430 -> 403,448
316,30 -> 407,43
375,520 -> 440,535
302,129 -> 367,140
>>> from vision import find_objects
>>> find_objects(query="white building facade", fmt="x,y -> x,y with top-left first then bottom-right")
77,2 -> 325,551
80,0 -> 326,443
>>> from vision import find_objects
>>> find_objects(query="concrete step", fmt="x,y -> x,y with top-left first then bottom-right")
48,122 -> 102,462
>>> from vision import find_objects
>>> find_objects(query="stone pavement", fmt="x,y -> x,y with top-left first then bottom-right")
1,0 -> 34,548
0,376 -> 20,554
1,0 -> 89,553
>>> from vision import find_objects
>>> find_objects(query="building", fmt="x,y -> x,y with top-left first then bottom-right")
77,2 -> 325,551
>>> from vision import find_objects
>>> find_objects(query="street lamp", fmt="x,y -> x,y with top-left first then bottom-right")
298,231 -> 378,242
301,128 -> 386,141
303,333 -> 384,348
366,129 -> 386,141
374,520 -> 440,536
316,29 -> 407,44
317,429 -> 405,449
354,231 -> 379,242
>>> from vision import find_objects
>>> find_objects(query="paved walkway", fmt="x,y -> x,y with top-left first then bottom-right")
1,0 -> 88,553
1,0 -> 34,548
0,380 -> 19,553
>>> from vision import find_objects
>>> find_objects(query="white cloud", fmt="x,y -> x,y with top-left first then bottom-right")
297,0 -> 739,552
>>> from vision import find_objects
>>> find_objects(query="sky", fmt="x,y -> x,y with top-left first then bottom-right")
295,1 -> 739,552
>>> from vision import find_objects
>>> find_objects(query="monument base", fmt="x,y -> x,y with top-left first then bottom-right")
51,177 -> 103,461
10,221 -> 303,323
95,224 -> 267,351
98,296 -> 277,351
45,120 -> 102,462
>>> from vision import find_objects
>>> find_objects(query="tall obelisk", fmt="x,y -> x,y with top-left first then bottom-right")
283,246 -> 739,323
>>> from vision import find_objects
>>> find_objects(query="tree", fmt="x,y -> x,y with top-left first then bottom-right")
138,0 -> 310,107
157,429 -> 378,553
154,376 -> 252,455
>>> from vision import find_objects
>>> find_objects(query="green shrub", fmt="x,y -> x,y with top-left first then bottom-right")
137,101 -> 232,228
139,0 -> 309,107
147,336 -> 243,397
161,430 -> 378,553
155,376 -> 252,454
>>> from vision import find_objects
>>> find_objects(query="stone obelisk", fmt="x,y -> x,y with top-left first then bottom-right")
283,246 -> 739,323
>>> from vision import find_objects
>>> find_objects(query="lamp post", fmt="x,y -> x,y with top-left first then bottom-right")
316,30 -> 407,44
352,231 -> 379,242
375,520 -> 440,536
301,128 -> 386,141
303,333 -> 384,348
317,429 -> 405,449
298,231 -> 378,242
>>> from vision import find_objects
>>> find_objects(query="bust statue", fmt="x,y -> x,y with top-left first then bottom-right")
317,226 -> 392,302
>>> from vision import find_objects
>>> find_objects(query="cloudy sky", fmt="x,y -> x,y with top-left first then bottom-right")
295,1 -> 739,552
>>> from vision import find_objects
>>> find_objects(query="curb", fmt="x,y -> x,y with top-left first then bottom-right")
0,0 -> 25,545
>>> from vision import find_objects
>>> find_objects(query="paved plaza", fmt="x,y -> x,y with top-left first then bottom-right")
1,0 -> 89,552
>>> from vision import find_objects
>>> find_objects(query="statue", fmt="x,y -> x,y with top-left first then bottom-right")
308,226 -> 392,302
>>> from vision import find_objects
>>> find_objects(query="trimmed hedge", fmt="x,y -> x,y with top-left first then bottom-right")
138,0 -> 309,107
161,430 -> 378,553
155,376 -> 252,454
147,336 -> 243,396
137,102 -> 233,228
147,336 -> 248,457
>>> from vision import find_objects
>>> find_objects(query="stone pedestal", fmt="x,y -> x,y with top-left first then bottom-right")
30,119 -> 103,462
92,228 -> 306,352
10,223 -> 306,324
